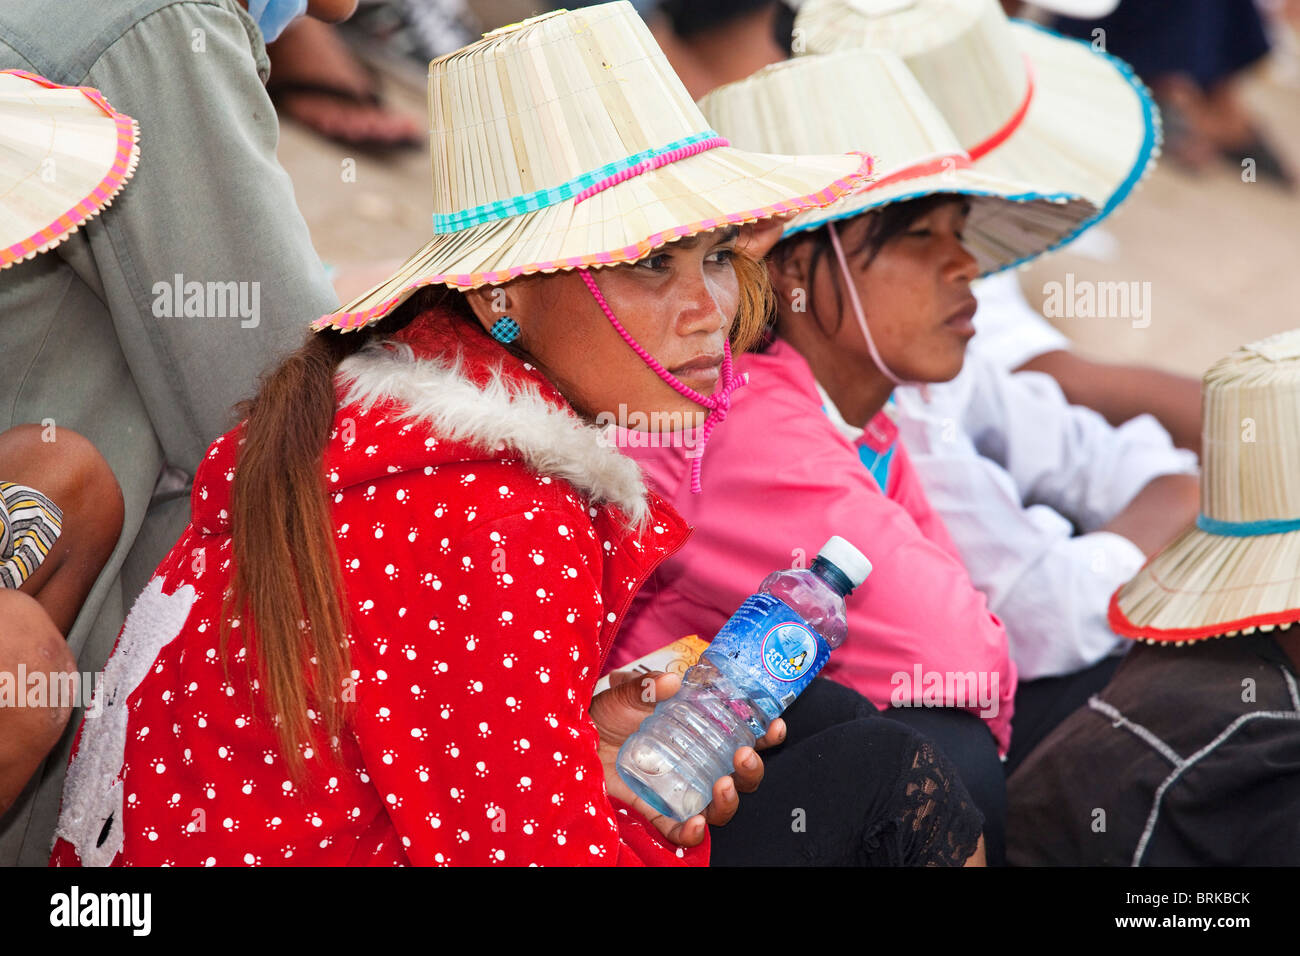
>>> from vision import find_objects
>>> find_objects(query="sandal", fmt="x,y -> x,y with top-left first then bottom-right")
267,77 -> 424,154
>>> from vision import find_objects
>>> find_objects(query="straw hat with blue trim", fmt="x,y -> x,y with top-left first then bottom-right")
697,49 -> 1098,273
313,1 -> 874,332
1110,330 -> 1300,646
793,0 -> 1160,266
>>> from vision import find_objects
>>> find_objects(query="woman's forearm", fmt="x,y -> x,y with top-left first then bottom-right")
1019,351 -> 1203,456
1099,473 -> 1201,558
0,592 -> 76,815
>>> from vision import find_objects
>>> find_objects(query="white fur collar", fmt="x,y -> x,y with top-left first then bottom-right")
337,341 -> 649,525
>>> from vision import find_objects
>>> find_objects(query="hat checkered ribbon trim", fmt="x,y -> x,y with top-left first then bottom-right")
431,129 -> 726,234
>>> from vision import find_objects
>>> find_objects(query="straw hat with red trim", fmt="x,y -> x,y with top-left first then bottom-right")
1110,330 -> 1300,646
697,49 -> 1098,275
314,1 -> 874,333
793,0 -> 1160,270
0,70 -> 140,269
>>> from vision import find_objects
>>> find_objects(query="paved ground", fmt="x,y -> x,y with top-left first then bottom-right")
1017,59 -> 1300,376
276,13 -> 1300,380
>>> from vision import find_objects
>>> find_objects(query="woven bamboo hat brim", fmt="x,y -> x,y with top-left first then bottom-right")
794,0 -> 1159,271
0,70 -> 139,269
697,51 -> 1097,275
1110,330 -> 1300,646
314,2 -> 874,333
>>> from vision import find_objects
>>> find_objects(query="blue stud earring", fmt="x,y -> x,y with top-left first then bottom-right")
490,316 -> 520,344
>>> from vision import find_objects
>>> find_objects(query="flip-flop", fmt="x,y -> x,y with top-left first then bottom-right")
1221,130 -> 1296,190
267,78 -> 423,154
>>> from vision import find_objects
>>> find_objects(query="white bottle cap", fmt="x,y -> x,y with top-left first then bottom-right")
817,536 -> 872,588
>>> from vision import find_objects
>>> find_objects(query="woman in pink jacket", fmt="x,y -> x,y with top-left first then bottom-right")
610,51 -> 1102,865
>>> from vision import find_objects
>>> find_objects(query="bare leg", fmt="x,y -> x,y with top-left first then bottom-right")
1150,74 -> 1221,171
0,424 -> 124,635
1017,350 -> 1203,456
0,590 -> 76,816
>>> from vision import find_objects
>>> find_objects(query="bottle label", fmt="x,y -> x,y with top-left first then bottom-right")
705,593 -> 831,711
761,623 -> 819,683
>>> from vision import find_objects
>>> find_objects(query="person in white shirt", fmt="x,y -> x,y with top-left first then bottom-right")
888,278 -> 1200,768
969,270 -> 1203,455
894,351 -> 1198,681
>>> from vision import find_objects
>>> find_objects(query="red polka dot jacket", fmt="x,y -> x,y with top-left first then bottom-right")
49,315 -> 703,866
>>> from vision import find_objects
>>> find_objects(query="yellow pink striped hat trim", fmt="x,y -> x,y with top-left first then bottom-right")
313,151 -> 875,332
0,70 -> 141,268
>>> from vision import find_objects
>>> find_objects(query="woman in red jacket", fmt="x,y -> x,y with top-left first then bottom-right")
49,4 -> 983,866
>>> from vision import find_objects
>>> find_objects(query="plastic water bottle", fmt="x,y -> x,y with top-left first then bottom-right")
616,536 -> 872,821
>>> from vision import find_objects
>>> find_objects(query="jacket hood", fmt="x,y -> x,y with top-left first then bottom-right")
191,313 -> 653,535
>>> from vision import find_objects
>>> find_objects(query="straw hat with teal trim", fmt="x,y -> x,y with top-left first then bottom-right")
0,70 -> 139,269
314,1 -> 874,332
697,50 -> 1098,274
793,0 -> 1160,267
1110,330 -> 1300,646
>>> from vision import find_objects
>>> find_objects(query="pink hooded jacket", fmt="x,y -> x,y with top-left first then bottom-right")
609,340 -> 1017,754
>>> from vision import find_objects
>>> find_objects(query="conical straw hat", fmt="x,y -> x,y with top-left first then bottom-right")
794,0 -> 1159,269
315,1 -> 875,333
1110,330 -> 1300,645
0,70 -> 140,269
698,50 -> 1097,275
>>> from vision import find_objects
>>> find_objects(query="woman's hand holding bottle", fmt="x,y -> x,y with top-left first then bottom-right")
589,670 -> 785,846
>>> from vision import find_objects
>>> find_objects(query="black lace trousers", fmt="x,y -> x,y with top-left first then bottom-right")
708,677 -> 987,866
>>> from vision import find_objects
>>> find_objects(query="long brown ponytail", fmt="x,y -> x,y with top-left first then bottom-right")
224,288 -> 464,778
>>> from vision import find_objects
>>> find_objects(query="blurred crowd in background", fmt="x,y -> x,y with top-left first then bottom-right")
276,0 -> 1300,183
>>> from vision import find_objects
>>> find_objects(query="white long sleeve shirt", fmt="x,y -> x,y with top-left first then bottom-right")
892,354 -> 1198,681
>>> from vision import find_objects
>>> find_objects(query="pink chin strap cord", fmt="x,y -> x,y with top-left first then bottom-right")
567,133 -> 746,493
826,221 -> 929,403
579,268 -> 746,494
